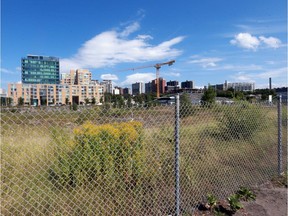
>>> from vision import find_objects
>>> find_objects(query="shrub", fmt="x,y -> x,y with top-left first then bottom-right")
201,86 -> 216,104
217,102 -> 266,140
180,93 -> 196,118
72,103 -> 78,111
49,121 -> 144,189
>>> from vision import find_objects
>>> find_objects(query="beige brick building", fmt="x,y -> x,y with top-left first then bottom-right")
8,69 -> 105,106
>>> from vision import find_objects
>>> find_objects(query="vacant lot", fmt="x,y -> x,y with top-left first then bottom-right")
1,103 -> 286,215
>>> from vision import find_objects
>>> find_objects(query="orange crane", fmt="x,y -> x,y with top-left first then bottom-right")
121,60 -> 175,98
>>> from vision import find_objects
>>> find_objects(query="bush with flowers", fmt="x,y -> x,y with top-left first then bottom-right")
49,121 -> 144,189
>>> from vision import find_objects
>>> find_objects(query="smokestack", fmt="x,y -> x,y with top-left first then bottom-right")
269,77 -> 272,90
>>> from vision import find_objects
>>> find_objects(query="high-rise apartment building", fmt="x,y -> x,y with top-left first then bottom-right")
152,78 -> 166,95
166,80 -> 179,93
123,88 -> 131,95
145,82 -> 152,93
132,82 -> 144,95
181,80 -> 194,89
101,80 -> 113,94
21,55 -> 60,84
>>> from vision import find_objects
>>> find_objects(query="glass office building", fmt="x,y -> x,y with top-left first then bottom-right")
21,55 -> 60,84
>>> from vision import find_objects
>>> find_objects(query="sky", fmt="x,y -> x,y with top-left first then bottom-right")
1,0 -> 287,91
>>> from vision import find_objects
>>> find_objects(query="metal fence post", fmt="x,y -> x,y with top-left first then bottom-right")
175,94 -> 180,216
278,94 -> 282,176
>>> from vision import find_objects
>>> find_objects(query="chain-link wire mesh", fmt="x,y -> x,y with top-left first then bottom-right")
1,99 -> 287,215
179,100 -> 287,214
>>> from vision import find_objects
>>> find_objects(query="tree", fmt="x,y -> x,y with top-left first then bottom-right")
127,95 -> 132,108
91,97 -> 96,105
254,88 -> 276,101
65,98 -> 69,105
104,93 -> 112,104
234,91 -> 245,100
84,98 -> 90,104
180,93 -> 194,117
18,97 -> 24,106
133,94 -> 145,105
201,86 -> 216,104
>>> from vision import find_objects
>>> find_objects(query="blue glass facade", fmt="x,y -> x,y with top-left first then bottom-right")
21,55 -> 60,84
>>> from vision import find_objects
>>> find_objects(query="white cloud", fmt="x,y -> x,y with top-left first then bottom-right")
230,33 -> 282,50
255,67 -> 287,79
119,22 -> 140,37
230,33 -> 260,50
100,74 -> 118,80
207,64 -> 263,71
232,67 -> 287,83
136,34 -> 153,40
60,22 -> 184,72
0,68 -> 17,74
121,72 -> 155,86
259,36 -> 282,48
233,72 -> 255,82
188,57 -> 223,68
163,72 -> 181,77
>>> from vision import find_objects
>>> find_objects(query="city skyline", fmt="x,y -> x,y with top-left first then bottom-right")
1,0 -> 287,91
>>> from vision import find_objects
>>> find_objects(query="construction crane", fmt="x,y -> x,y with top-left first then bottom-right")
121,60 -> 175,98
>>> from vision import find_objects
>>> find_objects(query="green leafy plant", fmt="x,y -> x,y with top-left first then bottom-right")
237,187 -> 256,201
206,193 -> 218,209
218,102 -> 266,140
227,194 -> 243,212
180,93 -> 196,118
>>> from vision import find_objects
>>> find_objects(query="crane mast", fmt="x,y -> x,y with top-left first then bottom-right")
154,60 -> 175,98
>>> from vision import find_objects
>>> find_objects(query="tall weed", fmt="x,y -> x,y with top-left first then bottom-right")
49,121 -> 144,190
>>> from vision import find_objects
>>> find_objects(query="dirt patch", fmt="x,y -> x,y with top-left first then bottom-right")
193,175 -> 287,216
235,181 -> 287,216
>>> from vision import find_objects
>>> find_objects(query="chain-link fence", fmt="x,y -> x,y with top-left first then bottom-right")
1,97 -> 287,215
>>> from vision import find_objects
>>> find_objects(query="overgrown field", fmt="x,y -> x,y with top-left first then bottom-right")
1,103 -> 287,215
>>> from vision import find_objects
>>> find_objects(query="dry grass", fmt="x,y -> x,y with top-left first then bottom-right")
1,104 -> 285,215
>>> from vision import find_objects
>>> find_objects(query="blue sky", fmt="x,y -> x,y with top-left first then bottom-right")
1,0 -> 287,91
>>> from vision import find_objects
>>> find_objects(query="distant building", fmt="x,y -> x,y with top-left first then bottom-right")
61,69 -> 92,85
166,80 -> 179,93
0,88 -> 7,98
132,82 -> 144,95
181,80 -> 194,89
152,77 -> 166,94
210,84 -> 225,91
21,55 -> 60,84
145,82 -> 152,93
113,88 -> 120,95
123,87 -> 131,95
228,82 -> 255,92
101,80 -> 113,94
210,81 -> 255,92
114,86 -> 123,95
8,68 -> 105,106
